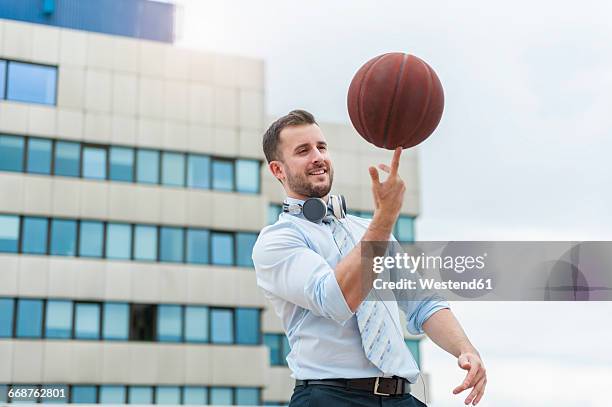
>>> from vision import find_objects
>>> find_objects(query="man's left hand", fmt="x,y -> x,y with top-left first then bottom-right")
452,351 -> 487,405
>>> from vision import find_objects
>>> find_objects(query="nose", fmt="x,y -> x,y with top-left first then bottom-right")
310,146 -> 324,163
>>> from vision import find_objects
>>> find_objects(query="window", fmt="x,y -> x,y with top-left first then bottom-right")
99,386 -> 126,404
210,308 -> 233,344
136,149 -> 159,184
235,308 -> 260,345
161,152 -> 185,186
109,147 -> 134,182
130,304 -> 156,341
0,384 -> 7,403
54,141 -> 80,177
182,387 -> 207,405
187,154 -> 210,189
212,159 -> 234,191
236,232 -> 257,267
71,385 -> 97,403
83,146 -> 107,180
79,221 -> 104,258
16,299 -> 43,338
50,219 -> 77,256
236,159 -> 260,193
6,61 -> 57,105
264,333 -> 290,366
0,215 -> 19,253
0,135 -> 25,172
0,60 -> 5,97
186,228 -> 209,264
395,215 -> 415,243
128,386 -> 153,404
281,335 -> 291,361
45,300 -> 73,339
160,227 -> 184,263
157,305 -> 182,342
21,216 -> 48,254
235,388 -> 260,406
209,387 -> 232,406
0,298 -> 14,338
106,223 -> 132,260
211,232 -> 233,266
184,305 -> 208,343
268,204 -> 282,225
26,138 -> 52,174
405,338 -> 421,365
155,386 -> 180,405
103,303 -> 129,340
74,302 -> 100,340
134,225 -> 158,261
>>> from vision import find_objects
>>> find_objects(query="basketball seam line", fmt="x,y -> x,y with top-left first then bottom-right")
403,59 -> 433,148
382,53 -> 408,149
358,54 -> 386,144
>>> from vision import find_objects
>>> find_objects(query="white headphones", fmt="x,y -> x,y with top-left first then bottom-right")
283,195 -> 347,223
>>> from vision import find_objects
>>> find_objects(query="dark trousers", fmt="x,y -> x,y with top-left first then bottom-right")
289,384 -> 427,407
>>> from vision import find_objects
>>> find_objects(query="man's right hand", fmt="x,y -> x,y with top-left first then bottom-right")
368,147 -> 406,232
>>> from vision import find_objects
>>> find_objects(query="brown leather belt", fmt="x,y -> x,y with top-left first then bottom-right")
295,376 -> 411,396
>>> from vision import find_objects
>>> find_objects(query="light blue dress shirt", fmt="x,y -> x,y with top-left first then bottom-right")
252,197 -> 450,381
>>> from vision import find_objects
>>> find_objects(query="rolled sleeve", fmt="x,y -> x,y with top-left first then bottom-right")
402,296 -> 450,335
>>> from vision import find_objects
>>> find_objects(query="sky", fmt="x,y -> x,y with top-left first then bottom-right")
177,1 -> 612,405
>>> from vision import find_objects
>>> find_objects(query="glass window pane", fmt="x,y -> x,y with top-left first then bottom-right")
106,223 -> 132,260
136,149 -> 159,184
45,300 -> 73,339
0,135 -> 25,172
395,215 -> 415,243
155,386 -> 180,405
236,308 -> 260,345
0,298 -> 15,338
129,304 -> 156,341
53,141 -> 80,177
182,387 -> 207,405
0,60 -> 5,97
405,338 -> 421,365
187,154 -> 210,189
103,303 -> 129,340
263,334 -> 281,366
83,146 -> 107,179
26,138 -> 52,174
160,227 -> 184,263
99,386 -> 126,404
157,304 -> 182,342
236,232 -> 257,267
267,204 -> 282,225
235,388 -> 260,406
128,386 -> 153,404
0,214 -> 20,253
71,385 -> 97,403
21,216 -> 48,254
40,384 -> 68,404
211,308 -> 233,344
236,159 -> 260,193
0,384 -> 7,403
281,334 -> 291,362
110,146 -> 134,182
184,306 -> 208,343
211,232 -> 233,266
79,221 -> 104,258
16,299 -> 43,338
7,61 -> 57,105
134,225 -> 158,261
161,152 -> 185,186
212,159 -> 234,191
186,228 -> 209,264
209,387 -> 232,406
50,219 -> 77,256
74,303 -> 100,339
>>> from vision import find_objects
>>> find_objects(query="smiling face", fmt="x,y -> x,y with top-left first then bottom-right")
269,123 -> 334,200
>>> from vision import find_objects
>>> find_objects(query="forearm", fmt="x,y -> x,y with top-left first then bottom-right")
422,308 -> 478,357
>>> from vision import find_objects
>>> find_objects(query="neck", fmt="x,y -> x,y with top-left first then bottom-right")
286,191 -> 329,203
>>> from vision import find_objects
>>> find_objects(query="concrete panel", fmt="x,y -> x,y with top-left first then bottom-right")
132,185 -> 161,224
59,28 -> 87,67
188,52 -> 214,83
2,20 -> 32,60
85,69 -> 113,113
112,37 -> 140,74
110,114 -> 137,145
164,47 -> 190,80
185,190 -> 213,226
238,129 -> 265,161
83,111 -> 112,144
237,57 -> 264,90
212,127 -> 238,156
75,260 -> 106,300
71,341 -> 103,383
56,108 -> 84,141
188,83 -> 213,125
186,267 -> 216,304
43,341 -> 74,383
210,345 -> 268,386
163,81 -> 189,121
23,176 -> 53,215
131,263 -> 161,303
12,340 -> 44,383
213,55 -> 238,88
261,308 -> 284,333
262,367 -> 294,402
159,266 -> 189,304
213,88 -> 238,128
0,101 -> 28,134
0,341 -> 13,383
57,65 -> 86,110
86,33 -> 114,70
47,257 -> 78,298
138,77 -> 165,118
104,261 -> 133,301
0,255 -> 19,296
31,24 -> 59,64
184,345 -> 213,384
159,188 -> 187,225
112,73 -> 139,116
239,89 -> 264,130
236,195 -> 267,231
108,182 -> 139,222
129,344 -> 159,384
162,120 -> 189,151
79,181 -> 109,219
137,118 -> 164,148
17,256 -> 49,297
52,177 -> 81,217
156,344 -> 186,384
0,172 -> 24,214
101,342 -> 131,383
211,192 -> 238,230
139,40 -> 166,78
187,124 -> 214,154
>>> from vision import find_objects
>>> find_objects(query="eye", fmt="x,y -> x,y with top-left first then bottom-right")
318,145 -> 327,151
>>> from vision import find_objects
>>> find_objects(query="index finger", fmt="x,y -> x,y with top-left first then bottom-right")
390,147 -> 402,175
454,363 -> 479,394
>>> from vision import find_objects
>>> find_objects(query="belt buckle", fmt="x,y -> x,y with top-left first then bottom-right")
373,377 -> 391,396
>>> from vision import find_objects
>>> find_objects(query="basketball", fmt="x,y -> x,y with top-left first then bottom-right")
347,52 -> 444,149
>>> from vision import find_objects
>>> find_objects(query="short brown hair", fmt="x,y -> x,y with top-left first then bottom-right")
262,109 -> 317,163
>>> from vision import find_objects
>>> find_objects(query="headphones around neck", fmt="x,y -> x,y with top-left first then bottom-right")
283,195 -> 347,223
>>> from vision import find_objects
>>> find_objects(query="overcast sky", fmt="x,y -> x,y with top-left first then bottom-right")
177,1 -> 612,405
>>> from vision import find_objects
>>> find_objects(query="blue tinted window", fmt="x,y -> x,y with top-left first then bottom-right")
185,306 -> 208,343
236,308 -> 260,345
26,138 -> 52,174
0,214 -> 20,253
211,232 -> 233,266
160,227 -> 184,263
211,308 -> 233,344
155,386 -> 180,405
16,299 -> 43,338
405,338 -> 420,365
0,60 -> 5,97
74,303 -> 100,340
0,298 -> 15,338
79,221 -> 104,258
0,384 -> 7,403
83,146 -> 107,179
161,152 -> 185,186
106,223 -> 132,260
186,228 -> 209,264
0,135 -> 25,172
134,225 -> 157,261
53,141 -> 80,177
7,61 -> 57,105
182,387 -> 207,405
236,388 -> 260,406
128,386 -> 153,404
50,219 -> 77,256
267,204 -> 282,225
236,232 -> 257,267
281,335 -> 291,361
157,304 -> 182,342
41,384 -> 68,404
209,388 -> 232,405
395,215 -> 415,243
264,334 -> 281,365
21,217 -> 48,254
236,159 -> 260,193
212,159 -> 234,191
136,149 -> 159,184
103,303 -> 129,340
109,147 -> 134,182
187,154 -> 210,189
71,386 -> 97,403
99,386 -> 126,404
45,300 -> 73,339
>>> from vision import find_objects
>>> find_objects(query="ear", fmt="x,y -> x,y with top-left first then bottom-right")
268,161 -> 285,182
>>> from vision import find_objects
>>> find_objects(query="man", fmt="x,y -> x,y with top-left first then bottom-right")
252,110 -> 486,406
